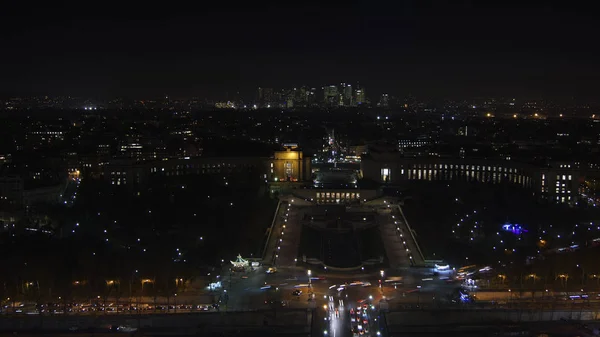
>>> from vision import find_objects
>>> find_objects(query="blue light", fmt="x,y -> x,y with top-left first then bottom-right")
502,223 -> 527,235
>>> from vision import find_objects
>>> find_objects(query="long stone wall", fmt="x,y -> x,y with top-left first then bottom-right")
385,308 -> 600,326
0,310 -> 310,332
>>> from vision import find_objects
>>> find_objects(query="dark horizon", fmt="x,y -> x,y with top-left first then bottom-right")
1,1 -> 598,101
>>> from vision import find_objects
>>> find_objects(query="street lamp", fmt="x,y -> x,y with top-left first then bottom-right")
577,265 -> 585,286
380,270 -> 385,295
307,270 -> 312,296
527,274 -> 538,285
558,274 -> 569,288
497,274 -> 506,286
141,278 -> 153,300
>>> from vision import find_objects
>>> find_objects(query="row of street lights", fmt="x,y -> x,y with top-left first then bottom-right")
273,199 -> 294,266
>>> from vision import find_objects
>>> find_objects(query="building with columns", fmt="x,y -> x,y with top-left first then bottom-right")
361,152 -> 581,205
267,144 -> 311,182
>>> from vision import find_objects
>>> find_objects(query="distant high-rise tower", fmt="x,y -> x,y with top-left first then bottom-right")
308,88 -> 317,106
323,85 -> 339,107
257,87 -> 274,107
343,84 -> 353,106
296,86 -> 308,106
286,88 -> 296,108
379,93 -> 389,107
257,87 -> 263,103
354,88 -> 366,105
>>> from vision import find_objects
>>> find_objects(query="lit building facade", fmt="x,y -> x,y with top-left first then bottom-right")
267,145 -> 311,182
103,157 -> 266,187
398,138 -> 431,150
361,152 -> 581,204
0,175 -> 68,206
343,84 -> 353,106
354,88 -> 366,105
323,85 -> 339,106
102,146 -> 312,187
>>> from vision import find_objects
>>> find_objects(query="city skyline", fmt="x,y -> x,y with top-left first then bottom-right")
1,2 -> 598,100
2,2 -> 600,334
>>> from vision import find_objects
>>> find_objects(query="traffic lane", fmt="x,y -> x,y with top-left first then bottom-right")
327,297 -> 352,337
314,294 -> 360,337
262,271 -> 455,299
347,301 -> 379,337
225,269 -> 277,310
259,280 -> 378,336
255,269 -> 458,308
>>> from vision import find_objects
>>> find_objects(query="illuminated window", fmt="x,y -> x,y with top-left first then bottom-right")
381,168 -> 390,182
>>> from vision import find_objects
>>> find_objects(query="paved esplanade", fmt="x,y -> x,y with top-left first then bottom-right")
375,201 -> 426,268
252,195 -> 429,336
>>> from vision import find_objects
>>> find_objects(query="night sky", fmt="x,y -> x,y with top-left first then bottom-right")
1,1 -> 598,100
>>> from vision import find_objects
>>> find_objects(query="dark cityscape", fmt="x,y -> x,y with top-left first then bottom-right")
1,2 -> 600,337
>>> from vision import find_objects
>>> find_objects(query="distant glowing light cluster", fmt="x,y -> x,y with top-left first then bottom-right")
502,223 -> 527,235
452,208 -> 483,242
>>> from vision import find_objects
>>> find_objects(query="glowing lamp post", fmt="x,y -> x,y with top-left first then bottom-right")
577,265 -> 585,286
141,279 -> 153,294
558,274 -> 569,288
497,274 -> 506,286
527,274 -> 538,285
307,270 -> 312,296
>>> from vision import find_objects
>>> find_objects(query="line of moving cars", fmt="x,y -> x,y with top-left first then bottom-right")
349,304 -> 372,336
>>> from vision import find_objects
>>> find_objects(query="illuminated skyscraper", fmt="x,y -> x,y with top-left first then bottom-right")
323,85 -> 339,107
343,84 -> 353,106
296,86 -> 308,106
354,88 -> 366,105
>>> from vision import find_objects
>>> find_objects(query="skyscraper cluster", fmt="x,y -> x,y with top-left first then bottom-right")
255,83 -> 369,108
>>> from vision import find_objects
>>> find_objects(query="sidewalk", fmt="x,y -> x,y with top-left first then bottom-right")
263,200 -> 288,265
